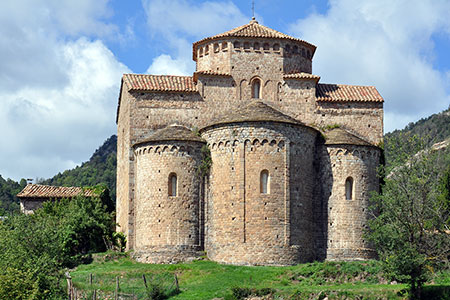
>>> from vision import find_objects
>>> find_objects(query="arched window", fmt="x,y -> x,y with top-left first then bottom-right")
252,79 -> 261,99
260,170 -> 269,194
233,41 -> 241,50
285,44 -> 291,53
345,177 -> 353,200
168,173 -> 177,196
263,43 -> 270,51
244,42 -> 250,51
205,45 -> 209,55
254,42 -> 260,51
273,43 -> 280,52
293,45 -> 298,54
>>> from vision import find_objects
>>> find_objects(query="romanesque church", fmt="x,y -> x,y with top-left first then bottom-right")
116,18 -> 383,265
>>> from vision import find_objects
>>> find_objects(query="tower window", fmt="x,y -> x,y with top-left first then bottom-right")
302,48 -> 306,57
345,177 -> 353,200
252,79 -> 261,99
205,45 -> 209,55
222,41 -> 228,50
293,45 -> 298,54
273,44 -> 280,52
263,43 -> 270,51
233,41 -> 241,50
254,42 -> 260,51
244,42 -> 250,51
214,43 -> 220,53
169,173 -> 177,196
285,44 -> 291,53
260,170 -> 270,194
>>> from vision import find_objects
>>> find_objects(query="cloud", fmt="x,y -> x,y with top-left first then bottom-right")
141,0 -> 248,75
0,0 -> 130,181
288,0 -> 450,132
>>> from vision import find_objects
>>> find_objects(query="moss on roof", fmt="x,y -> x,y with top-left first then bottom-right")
201,101 -> 307,130
134,125 -> 205,147
324,128 -> 374,146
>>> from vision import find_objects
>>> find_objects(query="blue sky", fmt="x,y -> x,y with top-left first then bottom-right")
0,0 -> 449,181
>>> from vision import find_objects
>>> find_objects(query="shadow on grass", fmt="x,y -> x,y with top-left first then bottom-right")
421,285 -> 450,300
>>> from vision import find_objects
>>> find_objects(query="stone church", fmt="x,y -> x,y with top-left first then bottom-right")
116,19 -> 384,265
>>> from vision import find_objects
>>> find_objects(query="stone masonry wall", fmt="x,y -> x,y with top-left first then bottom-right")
201,122 -> 317,265
320,144 -> 380,260
196,38 -> 313,75
133,140 -> 205,263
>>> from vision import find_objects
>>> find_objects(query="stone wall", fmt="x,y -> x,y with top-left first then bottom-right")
133,140 -> 205,263
319,144 -> 380,260
201,122 -> 318,265
20,199 -> 45,215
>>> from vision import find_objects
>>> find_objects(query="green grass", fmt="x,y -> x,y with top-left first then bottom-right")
70,253 -> 449,299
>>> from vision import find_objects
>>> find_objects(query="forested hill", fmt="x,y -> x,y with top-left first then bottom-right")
1,106 -> 449,215
42,135 -> 117,202
384,106 -> 450,168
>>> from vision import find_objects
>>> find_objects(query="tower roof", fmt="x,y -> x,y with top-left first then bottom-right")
193,19 -> 316,60
201,101 -> 307,131
324,128 -> 374,146
133,124 -> 205,147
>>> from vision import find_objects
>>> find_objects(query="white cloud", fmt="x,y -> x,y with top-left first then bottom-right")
288,0 -> 450,132
141,0 -> 248,74
0,0 -> 130,181
146,54 -> 193,76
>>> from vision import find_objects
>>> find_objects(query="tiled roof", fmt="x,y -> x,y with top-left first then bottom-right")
193,19 -> 316,60
122,74 -> 197,92
324,128 -> 373,146
284,73 -> 321,81
134,124 -> 205,146
17,184 -> 95,199
201,101 -> 307,130
193,70 -> 232,82
316,84 -> 383,102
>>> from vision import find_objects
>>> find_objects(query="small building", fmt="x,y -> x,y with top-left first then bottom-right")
17,184 -> 95,214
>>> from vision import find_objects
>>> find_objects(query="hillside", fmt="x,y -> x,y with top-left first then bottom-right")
384,106 -> 450,168
42,134 -> 117,202
0,176 -> 26,215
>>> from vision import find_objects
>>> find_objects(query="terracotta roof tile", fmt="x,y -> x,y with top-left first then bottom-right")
17,184 -> 96,199
316,84 -> 383,102
134,124 -> 206,147
193,19 -> 316,60
193,70 -> 231,82
284,73 -> 321,81
122,74 -> 197,92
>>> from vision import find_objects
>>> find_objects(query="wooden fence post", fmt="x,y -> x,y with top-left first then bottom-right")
142,274 -> 148,289
115,276 -> 119,300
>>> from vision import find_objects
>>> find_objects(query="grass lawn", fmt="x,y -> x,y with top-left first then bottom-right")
70,253 -> 449,299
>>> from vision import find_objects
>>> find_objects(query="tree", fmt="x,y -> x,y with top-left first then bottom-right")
368,147 -> 450,299
0,189 -> 116,299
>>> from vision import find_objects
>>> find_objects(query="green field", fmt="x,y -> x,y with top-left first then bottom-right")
70,253 -> 450,300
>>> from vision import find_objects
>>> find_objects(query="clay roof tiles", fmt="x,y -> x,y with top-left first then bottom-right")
284,73 -> 321,81
122,74 -> 197,92
316,84 -> 383,102
17,184 -> 95,199
324,128 -> 374,146
193,19 -> 316,60
134,124 -> 205,147
201,101 -> 306,130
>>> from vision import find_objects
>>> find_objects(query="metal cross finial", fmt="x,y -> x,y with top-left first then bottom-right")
252,0 -> 255,20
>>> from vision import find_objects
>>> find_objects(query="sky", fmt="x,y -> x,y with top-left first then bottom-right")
0,0 -> 449,181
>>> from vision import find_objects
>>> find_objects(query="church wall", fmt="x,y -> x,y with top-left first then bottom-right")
201,122 -> 317,265
320,144 -> 380,260
116,86 -> 134,248
132,141 -> 204,263
315,102 -> 384,145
